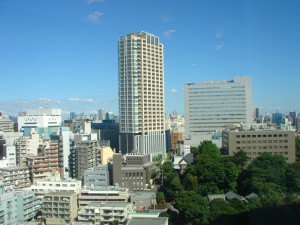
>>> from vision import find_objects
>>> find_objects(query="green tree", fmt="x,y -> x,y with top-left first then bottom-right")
182,172 -> 199,192
156,192 -> 165,204
296,136 -> 300,161
253,154 -> 287,184
164,173 -> 184,201
229,198 -> 249,215
209,199 -> 235,222
231,150 -> 250,170
175,190 -> 210,225
112,220 -> 119,225
190,146 -> 199,155
196,141 -> 221,163
162,161 -> 174,176
286,161 -> 300,193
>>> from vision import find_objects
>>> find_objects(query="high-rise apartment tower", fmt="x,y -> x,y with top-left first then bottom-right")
118,31 -> 165,157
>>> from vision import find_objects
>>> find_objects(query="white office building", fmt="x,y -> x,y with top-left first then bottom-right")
118,31 -> 166,158
17,108 -> 61,137
184,76 -> 252,147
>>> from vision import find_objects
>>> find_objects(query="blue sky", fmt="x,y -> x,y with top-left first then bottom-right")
1,0 -> 300,117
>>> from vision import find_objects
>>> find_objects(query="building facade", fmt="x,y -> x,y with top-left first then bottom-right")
0,166 -> 31,192
42,191 -> 78,224
113,153 -> 156,191
222,125 -> 296,163
83,164 -> 109,187
17,108 -> 61,138
78,186 -> 129,207
118,31 -> 166,157
78,202 -> 133,224
0,185 -> 41,224
184,76 -> 252,147
0,114 -> 14,132
28,176 -> 82,200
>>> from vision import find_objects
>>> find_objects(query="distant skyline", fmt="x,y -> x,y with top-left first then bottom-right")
1,0 -> 300,117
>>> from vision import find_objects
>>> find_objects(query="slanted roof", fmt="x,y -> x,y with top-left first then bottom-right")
208,194 -> 226,203
225,191 -> 247,201
178,153 -> 194,165
245,193 -> 258,199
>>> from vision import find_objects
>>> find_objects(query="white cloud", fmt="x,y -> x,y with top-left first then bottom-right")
87,11 -> 104,23
163,29 -> 176,39
170,89 -> 177,93
216,44 -> 224,50
215,31 -> 223,39
86,0 -> 104,4
66,98 -> 94,103
161,15 -> 171,23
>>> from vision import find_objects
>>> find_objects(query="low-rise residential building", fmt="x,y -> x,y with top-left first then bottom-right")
0,166 -> 31,192
42,191 -> 78,224
222,124 -> 296,163
27,175 -> 81,200
78,186 -> 129,207
78,202 -> 133,224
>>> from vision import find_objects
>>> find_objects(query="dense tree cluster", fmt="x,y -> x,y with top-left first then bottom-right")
158,140 -> 300,225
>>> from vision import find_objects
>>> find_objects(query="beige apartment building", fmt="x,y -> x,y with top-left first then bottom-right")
222,126 -> 296,163
118,31 -> 166,157
0,166 -> 31,192
42,191 -> 78,224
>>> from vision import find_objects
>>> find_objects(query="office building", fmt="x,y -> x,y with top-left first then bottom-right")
113,153 -> 156,191
17,108 -> 61,138
98,109 -> 106,121
78,186 -> 129,207
0,114 -> 14,132
222,124 -> 296,163
83,164 -> 109,187
118,31 -> 166,157
184,76 -> 252,147
272,112 -> 283,127
92,120 -> 120,151
50,127 -> 71,179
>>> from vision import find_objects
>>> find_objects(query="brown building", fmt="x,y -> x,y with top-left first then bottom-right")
170,132 -> 184,152
27,140 -> 60,184
222,126 -> 296,163
113,153 -> 156,191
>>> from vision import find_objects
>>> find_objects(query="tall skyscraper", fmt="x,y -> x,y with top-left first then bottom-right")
118,31 -> 165,157
184,76 -> 252,146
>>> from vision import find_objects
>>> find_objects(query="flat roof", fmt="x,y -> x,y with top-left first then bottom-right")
45,191 -> 76,196
0,166 -> 30,171
88,201 -> 131,208
127,217 -> 168,225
